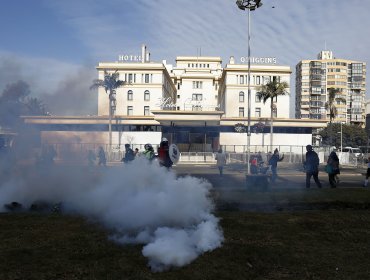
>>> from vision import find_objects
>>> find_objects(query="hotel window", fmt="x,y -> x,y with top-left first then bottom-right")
145,74 -> 150,83
127,106 -> 133,116
144,90 -> 150,101
240,75 -> 244,84
255,107 -> 261,117
255,93 -> 262,103
144,106 -> 150,116
192,93 -> 203,101
256,76 -> 261,85
193,81 -> 203,89
239,91 -> 245,102
239,107 -> 244,117
128,74 -> 133,83
127,90 -> 133,100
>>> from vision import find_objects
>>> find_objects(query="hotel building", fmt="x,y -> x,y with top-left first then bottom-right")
23,45 -> 327,160
295,50 -> 366,126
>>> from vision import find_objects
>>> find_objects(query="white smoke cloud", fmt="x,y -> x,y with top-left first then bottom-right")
0,158 -> 224,271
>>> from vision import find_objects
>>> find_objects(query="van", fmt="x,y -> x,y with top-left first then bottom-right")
342,147 -> 363,157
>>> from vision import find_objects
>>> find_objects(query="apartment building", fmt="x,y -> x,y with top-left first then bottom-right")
295,50 -> 366,126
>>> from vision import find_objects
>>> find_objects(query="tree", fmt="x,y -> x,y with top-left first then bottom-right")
90,71 -> 125,151
0,81 -> 48,128
325,88 -> 346,145
318,123 -> 367,148
257,80 -> 289,150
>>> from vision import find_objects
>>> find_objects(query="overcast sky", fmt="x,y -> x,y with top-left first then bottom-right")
0,0 -> 369,116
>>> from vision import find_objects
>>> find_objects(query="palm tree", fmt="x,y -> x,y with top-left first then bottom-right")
90,71 -> 125,154
325,87 -> 346,146
257,80 -> 289,150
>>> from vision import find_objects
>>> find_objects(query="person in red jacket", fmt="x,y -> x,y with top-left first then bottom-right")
157,138 -> 173,168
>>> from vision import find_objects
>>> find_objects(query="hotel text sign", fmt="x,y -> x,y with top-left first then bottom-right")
118,54 -> 142,62
240,56 -> 277,64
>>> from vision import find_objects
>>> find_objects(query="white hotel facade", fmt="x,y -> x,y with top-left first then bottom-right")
23,45 -> 326,158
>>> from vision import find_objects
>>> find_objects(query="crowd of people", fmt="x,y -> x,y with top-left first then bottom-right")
214,144 -> 359,189
85,137 -> 175,169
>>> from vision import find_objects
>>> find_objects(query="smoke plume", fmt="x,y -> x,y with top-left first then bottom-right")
0,158 -> 224,271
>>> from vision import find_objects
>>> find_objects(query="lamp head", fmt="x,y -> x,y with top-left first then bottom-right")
236,0 -> 263,11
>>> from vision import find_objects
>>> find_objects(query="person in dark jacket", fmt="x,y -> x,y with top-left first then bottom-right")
327,149 -> 340,188
122,144 -> 135,163
268,148 -> 284,183
304,145 -> 322,188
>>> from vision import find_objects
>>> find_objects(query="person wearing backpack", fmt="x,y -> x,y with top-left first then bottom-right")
326,149 -> 340,188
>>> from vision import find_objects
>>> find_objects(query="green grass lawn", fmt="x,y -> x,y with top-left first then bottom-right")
1,189 -> 370,280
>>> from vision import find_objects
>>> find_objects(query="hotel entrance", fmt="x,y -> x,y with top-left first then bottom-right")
162,126 -> 220,153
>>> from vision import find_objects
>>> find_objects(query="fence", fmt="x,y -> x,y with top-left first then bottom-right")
39,143 -> 366,167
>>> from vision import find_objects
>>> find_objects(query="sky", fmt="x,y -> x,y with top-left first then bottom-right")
0,0 -> 369,116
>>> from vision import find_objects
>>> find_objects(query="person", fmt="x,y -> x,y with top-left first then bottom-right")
97,146 -> 106,166
87,150 -> 96,167
215,148 -> 227,176
142,143 -> 155,161
268,148 -> 284,183
122,144 -> 135,163
326,149 -> 340,188
157,137 -> 173,168
134,148 -> 139,157
304,145 -> 322,188
363,156 -> 370,187
250,156 -> 258,174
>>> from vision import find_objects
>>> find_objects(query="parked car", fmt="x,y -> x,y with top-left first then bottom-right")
342,147 -> 363,158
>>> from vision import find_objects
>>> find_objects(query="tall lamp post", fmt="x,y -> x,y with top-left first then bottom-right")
236,0 -> 263,174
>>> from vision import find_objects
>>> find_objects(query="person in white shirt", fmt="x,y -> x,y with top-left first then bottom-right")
215,148 -> 227,176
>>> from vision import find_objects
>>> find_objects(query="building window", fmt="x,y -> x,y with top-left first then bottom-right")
127,90 -> 133,100
240,75 -> 244,84
239,91 -> 245,102
239,107 -> 244,117
144,106 -> 150,116
144,90 -> 150,101
144,74 -> 150,83
255,107 -> 261,117
256,76 -> 261,85
128,74 -> 133,83
193,81 -> 203,89
255,93 -> 262,102
192,93 -> 203,101
127,106 -> 133,116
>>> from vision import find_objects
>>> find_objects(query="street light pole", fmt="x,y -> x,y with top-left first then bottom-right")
236,0 -> 263,174
340,121 -> 343,152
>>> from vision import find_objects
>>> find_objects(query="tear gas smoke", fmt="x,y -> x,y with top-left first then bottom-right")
0,158 -> 224,271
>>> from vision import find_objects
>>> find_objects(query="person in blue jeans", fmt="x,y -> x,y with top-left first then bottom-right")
304,145 -> 322,188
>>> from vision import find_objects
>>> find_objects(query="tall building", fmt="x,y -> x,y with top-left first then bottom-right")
295,50 -> 366,126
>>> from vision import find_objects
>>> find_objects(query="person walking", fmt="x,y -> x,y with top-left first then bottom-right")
326,149 -> 340,188
215,148 -> 227,176
97,146 -> 106,166
304,145 -> 322,188
268,148 -> 284,183
363,156 -> 370,187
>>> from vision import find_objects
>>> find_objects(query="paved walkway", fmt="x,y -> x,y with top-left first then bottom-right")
173,162 -> 367,189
